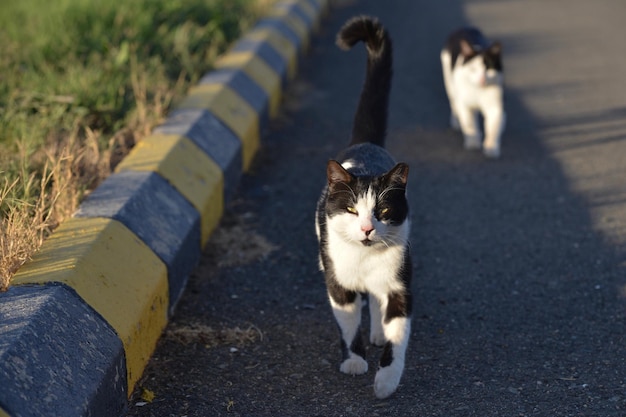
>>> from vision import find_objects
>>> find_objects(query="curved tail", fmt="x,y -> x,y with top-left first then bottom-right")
337,16 -> 393,148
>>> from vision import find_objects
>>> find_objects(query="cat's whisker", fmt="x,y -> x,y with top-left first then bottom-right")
378,186 -> 405,200
331,188 -> 358,202
380,234 -> 406,248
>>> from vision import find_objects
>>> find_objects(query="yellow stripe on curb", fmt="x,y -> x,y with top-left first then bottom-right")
215,51 -> 283,118
246,27 -> 298,80
115,134 -> 224,246
0,407 -> 10,417
11,217 -> 169,394
175,84 -> 259,171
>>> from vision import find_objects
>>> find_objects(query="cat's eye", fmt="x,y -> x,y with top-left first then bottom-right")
380,208 -> 389,215
346,206 -> 358,215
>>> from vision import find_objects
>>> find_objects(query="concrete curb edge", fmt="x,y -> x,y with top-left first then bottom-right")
0,1 -> 329,415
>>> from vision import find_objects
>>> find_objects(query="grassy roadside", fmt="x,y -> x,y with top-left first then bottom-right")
0,0 -> 272,290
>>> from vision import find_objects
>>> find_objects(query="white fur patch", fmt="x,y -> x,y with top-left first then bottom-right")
329,293 -> 362,352
374,361 -> 403,399
384,317 -> 410,346
341,160 -> 355,170
324,183 -> 410,295
340,354 -> 368,375
326,221 -> 409,295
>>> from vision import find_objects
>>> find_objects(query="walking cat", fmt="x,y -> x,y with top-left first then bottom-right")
441,27 -> 505,158
315,16 -> 412,399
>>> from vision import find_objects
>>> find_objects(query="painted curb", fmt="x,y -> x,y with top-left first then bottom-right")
0,1 -> 328,416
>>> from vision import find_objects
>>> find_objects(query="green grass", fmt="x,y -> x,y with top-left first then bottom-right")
0,0 -> 270,288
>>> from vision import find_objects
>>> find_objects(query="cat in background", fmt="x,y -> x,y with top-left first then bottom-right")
315,16 -> 412,399
441,27 -> 506,158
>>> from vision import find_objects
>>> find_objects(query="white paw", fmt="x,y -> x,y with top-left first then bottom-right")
483,145 -> 501,158
369,331 -> 386,347
340,355 -> 368,375
463,134 -> 482,150
374,366 -> 402,399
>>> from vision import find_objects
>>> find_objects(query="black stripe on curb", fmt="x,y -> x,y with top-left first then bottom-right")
0,0 -> 329,415
0,285 -> 127,417
74,170 -> 202,314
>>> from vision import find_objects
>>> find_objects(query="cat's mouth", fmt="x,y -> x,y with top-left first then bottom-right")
361,238 -> 374,246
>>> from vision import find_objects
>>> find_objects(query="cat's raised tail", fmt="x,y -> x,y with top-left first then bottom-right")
336,16 -> 393,148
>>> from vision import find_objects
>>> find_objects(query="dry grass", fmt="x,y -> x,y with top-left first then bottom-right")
0,78 -> 176,290
0,0 -> 276,291
0,128 -> 108,289
1,59 -> 186,291
206,216 -> 278,268
0,169 -> 56,284
165,322 -> 263,348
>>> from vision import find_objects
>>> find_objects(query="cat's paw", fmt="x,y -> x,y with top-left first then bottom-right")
483,145 -> 500,158
374,366 -> 402,399
340,355 -> 368,375
463,134 -> 482,150
369,331 -> 386,347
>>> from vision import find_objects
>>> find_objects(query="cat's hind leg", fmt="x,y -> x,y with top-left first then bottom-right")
374,293 -> 411,399
328,291 -> 368,375
368,295 -> 385,346
483,108 -> 506,158
456,105 -> 482,150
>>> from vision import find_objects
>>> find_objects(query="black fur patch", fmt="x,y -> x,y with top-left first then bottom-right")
340,327 -> 366,361
324,161 -> 409,225
379,341 -> 394,368
336,16 -> 393,147
385,249 -> 413,322
444,27 -> 502,72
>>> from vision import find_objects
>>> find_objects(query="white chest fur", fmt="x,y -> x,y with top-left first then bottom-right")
325,222 -> 409,296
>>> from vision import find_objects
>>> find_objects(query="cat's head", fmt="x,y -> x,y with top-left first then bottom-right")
459,39 -> 503,87
325,160 -> 410,247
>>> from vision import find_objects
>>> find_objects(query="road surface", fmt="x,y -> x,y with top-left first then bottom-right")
127,0 -> 626,415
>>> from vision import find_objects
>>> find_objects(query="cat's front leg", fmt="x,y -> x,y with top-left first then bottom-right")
456,105 -> 481,150
328,291 -> 368,375
482,107 -> 506,158
374,293 -> 411,399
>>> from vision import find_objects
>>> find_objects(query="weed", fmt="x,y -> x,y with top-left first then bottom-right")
0,0 -> 272,289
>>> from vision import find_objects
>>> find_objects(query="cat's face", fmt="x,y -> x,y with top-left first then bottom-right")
460,40 -> 503,87
325,161 -> 409,247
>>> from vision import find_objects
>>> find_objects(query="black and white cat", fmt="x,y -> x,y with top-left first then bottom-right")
441,27 -> 505,158
315,16 -> 412,399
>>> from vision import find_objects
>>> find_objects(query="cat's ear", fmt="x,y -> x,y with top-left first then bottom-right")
385,163 -> 409,186
488,41 -> 502,56
459,39 -> 475,58
327,160 -> 353,185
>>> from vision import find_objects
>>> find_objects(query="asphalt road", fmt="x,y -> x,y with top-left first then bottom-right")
127,0 -> 626,416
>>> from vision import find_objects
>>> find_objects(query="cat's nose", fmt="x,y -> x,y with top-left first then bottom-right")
362,225 -> 374,236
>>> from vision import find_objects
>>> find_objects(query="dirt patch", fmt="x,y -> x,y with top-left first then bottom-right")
206,214 -> 277,268
164,322 -> 263,348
